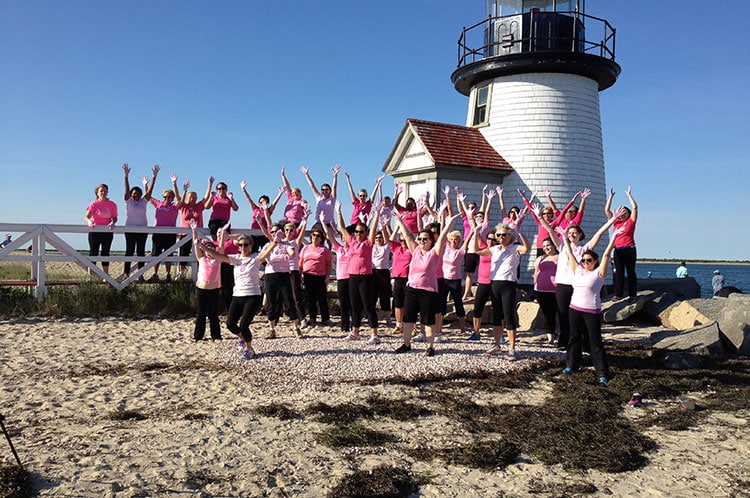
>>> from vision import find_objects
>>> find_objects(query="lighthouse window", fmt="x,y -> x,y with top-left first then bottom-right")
472,84 -> 491,126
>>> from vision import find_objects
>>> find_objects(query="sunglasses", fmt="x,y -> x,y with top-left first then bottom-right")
237,243 -> 251,247
311,233 -> 323,238
581,258 -> 595,263
496,233 -> 509,237
416,237 -> 430,242
284,228 -> 295,232
216,187 -> 226,190
354,230 -> 366,234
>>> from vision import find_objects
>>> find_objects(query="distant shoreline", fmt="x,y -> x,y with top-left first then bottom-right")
639,259 -> 750,266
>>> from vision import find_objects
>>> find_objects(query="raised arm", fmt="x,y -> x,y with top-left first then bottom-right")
561,226 -> 579,274
604,187 -> 615,219
391,211 -> 416,252
301,166 -> 321,198
203,175 -> 215,209
331,164 -> 340,199
335,200 -> 351,245
393,182 -> 404,210
171,173 -> 184,208
625,185 -> 638,223
484,188 -> 495,226
123,163 -> 132,201
533,204 -> 561,247
240,180 -> 258,209
544,187 -> 559,213
588,207 -> 625,249
442,185 -> 454,217
598,234 -> 617,279
369,175 -> 384,204
280,165 -> 291,193
478,184 -> 488,216
516,231 -> 530,256
269,186 -> 284,213
343,171 -> 356,202
144,164 -> 160,201
434,213 -> 461,256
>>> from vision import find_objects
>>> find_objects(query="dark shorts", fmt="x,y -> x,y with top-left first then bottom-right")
464,253 -> 479,273
153,233 -> 176,256
403,286 -> 438,326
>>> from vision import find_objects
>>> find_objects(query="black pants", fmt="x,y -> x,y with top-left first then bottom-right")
372,268 -> 392,311
392,277 -> 407,309
613,246 -> 637,298
349,273 -> 378,328
290,269 -> 306,320
567,307 -> 608,378
194,288 -> 221,340
303,273 -> 330,322
537,291 -> 558,335
124,232 -> 147,274
474,283 -> 491,318
227,295 -> 262,343
88,232 -> 114,269
266,272 -> 297,322
442,279 -> 466,318
490,280 -> 517,329
337,278 -> 351,331
555,284 -> 574,349
220,263 -> 234,310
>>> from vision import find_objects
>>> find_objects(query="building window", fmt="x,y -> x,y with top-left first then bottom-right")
472,83 -> 491,126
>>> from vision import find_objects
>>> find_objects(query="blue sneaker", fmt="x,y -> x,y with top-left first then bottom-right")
562,367 -> 574,375
500,336 -> 508,344
467,332 -> 481,341
598,376 -> 608,385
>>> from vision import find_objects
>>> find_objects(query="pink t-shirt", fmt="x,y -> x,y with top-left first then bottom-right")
570,267 -> 605,313
333,243 -> 350,280
477,254 -> 492,285
152,200 -> 179,227
613,218 -> 636,248
197,255 -> 221,285
209,195 -> 233,221
442,246 -> 464,281
535,256 -> 557,292
350,199 -> 373,224
407,247 -> 441,293
180,203 -> 204,228
300,244 -> 332,276
263,242 -> 291,274
283,192 -> 306,224
398,207 -> 419,233
87,199 -> 118,226
390,242 -> 411,278
347,239 -> 373,275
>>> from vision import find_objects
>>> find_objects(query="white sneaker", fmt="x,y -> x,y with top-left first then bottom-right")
412,332 -> 427,343
243,347 -> 256,360
345,332 -> 361,341
434,334 -> 443,343
368,335 -> 381,345
485,344 -> 503,356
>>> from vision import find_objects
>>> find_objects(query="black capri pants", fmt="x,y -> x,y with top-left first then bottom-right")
490,280 -> 518,329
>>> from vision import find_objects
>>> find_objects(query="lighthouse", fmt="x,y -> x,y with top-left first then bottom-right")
451,0 -> 620,251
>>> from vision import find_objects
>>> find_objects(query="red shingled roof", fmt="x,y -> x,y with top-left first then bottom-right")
407,118 -> 513,172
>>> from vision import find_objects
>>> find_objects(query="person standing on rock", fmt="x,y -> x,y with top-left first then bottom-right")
605,186 -> 639,302
712,270 -> 725,296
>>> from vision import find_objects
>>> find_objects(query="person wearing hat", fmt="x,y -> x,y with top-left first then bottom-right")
0,234 -> 11,249
712,270 -> 725,296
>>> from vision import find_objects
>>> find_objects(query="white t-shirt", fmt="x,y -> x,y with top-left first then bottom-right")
228,254 -> 261,296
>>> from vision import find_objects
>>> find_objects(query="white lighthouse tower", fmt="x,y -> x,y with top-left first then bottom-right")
451,0 -> 620,249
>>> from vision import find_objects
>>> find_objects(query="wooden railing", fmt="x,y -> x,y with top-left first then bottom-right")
0,223 -> 262,298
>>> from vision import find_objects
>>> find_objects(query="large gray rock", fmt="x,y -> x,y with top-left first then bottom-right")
718,293 -> 750,355
602,292 -> 647,323
659,300 -> 713,331
642,292 -> 681,324
651,321 -> 725,359
638,277 -> 701,299
686,298 -> 728,323
517,301 -> 545,331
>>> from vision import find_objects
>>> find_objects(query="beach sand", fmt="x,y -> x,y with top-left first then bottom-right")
1,314 -> 748,497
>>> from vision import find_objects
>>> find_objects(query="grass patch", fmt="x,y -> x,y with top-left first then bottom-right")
365,394 -> 431,421
306,401 -> 374,424
0,287 -> 40,318
327,465 -> 422,498
407,439 -> 519,470
315,424 -> 398,448
255,403 -> 302,420
527,478 -> 598,495
0,464 -> 33,498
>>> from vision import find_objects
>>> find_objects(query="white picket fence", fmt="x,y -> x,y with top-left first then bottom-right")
0,223 -> 262,298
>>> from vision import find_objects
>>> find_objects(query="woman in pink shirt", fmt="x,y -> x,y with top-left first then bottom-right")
389,226 -> 412,335
204,177 -> 239,237
442,230 -> 469,335
392,182 -> 420,234
190,221 -> 224,341
560,221 -> 617,385
280,166 -> 308,226
468,230 -> 491,341
324,211 -> 352,334
605,186 -> 639,302
344,171 -> 382,229
534,237 -> 559,345
338,201 -> 380,344
392,211 -> 460,356
148,173 -> 183,282
177,177 -> 212,280
85,183 -> 118,275
300,227 -> 333,327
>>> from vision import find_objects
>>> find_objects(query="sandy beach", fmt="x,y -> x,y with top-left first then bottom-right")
0,313 -> 748,497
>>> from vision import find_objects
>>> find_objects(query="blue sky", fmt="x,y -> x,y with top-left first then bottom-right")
2,1 -> 748,260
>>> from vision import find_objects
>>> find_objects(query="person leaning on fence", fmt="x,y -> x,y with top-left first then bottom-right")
85,183 -> 118,276
176,177 -> 212,280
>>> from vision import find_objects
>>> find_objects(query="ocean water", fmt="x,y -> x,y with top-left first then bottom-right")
636,262 -> 748,298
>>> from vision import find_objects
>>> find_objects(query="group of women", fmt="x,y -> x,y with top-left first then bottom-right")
86,165 -> 639,380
